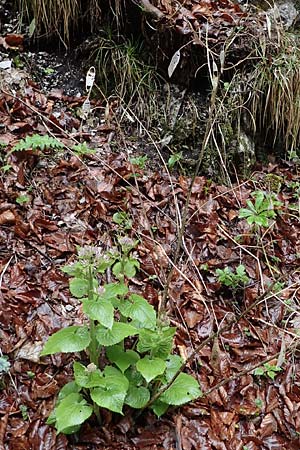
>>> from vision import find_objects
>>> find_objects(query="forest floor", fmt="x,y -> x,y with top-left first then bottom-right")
0,21 -> 300,450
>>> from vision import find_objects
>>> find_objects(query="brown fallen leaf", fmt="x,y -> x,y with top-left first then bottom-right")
0,210 -> 15,225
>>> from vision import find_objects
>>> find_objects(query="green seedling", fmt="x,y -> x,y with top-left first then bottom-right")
255,398 -> 263,409
40,234 -> 201,434
168,152 -> 183,169
20,404 -> 29,420
72,142 -> 96,156
129,155 -> 148,169
43,68 -> 55,75
216,264 -> 249,289
0,355 -> 10,375
112,211 -> 132,230
239,191 -> 282,228
1,164 -> 12,173
16,194 -> 30,205
0,355 -> 10,389
26,371 -> 35,379
254,363 -> 282,380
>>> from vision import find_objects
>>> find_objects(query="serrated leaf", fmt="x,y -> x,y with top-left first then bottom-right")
54,393 -> 93,434
165,355 -> 182,382
73,362 -> 104,388
239,208 -> 253,219
106,345 -> 140,372
113,259 -> 139,278
57,381 -> 81,402
82,297 -> 114,328
168,49 -> 181,78
40,326 -> 90,356
124,367 -> 144,386
101,282 -> 128,299
118,294 -> 156,329
90,366 -> 129,414
124,259 -> 139,278
61,262 -> 85,277
125,385 -> 150,409
137,327 -> 176,359
254,191 -> 265,211
12,134 -> 63,153
160,373 -> 201,406
91,385 -> 126,414
236,264 -> 246,276
103,366 -> 129,390
95,322 -> 137,346
136,356 -> 166,383
69,278 -> 89,298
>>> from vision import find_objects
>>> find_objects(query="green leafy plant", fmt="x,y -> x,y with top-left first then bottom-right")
72,142 -> 96,156
16,194 -> 30,205
26,371 -> 35,379
0,355 -> 10,375
254,398 -> 263,409
43,67 -> 55,75
168,151 -> 183,169
20,404 -> 29,420
1,164 -> 12,173
129,155 -> 148,169
40,238 -> 201,434
11,134 -> 64,153
0,355 -> 10,389
112,211 -> 132,230
216,264 -> 249,289
254,363 -> 282,381
239,191 -> 282,228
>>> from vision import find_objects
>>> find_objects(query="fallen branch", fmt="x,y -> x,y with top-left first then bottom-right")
138,0 -> 165,20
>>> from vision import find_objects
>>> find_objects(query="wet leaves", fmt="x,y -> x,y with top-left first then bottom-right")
0,65 -> 299,449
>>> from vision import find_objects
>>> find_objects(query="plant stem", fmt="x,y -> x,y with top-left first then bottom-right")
86,265 -> 101,424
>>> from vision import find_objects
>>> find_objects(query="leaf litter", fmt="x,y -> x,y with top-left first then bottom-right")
0,41 -> 300,450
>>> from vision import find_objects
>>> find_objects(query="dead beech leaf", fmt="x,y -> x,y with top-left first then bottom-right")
259,413 -> 277,439
0,210 -> 15,225
184,309 -> 203,328
15,340 -> 44,363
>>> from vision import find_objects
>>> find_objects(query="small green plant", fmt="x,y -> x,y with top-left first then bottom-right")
239,191 -> 282,228
20,404 -> 29,420
43,67 -> 55,75
216,264 -> 249,289
11,134 -> 64,153
16,194 -> 30,205
168,152 -> 183,169
0,355 -> 10,389
129,155 -> 148,169
112,211 -> 132,230
0,355 -> 10,375
254,363 -> 282,381
40,238 -> 201,434
72,142 -> 96,156
255,398 -> 263,409
26,371 -> 35,379
1,164 -> 12,173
